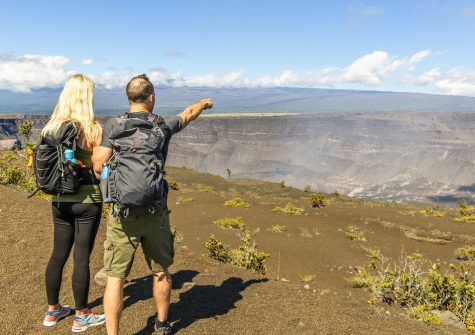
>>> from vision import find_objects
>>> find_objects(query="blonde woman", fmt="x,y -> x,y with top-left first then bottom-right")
42,74 -> 105,332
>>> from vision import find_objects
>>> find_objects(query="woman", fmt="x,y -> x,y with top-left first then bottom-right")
42,74 -> 105,332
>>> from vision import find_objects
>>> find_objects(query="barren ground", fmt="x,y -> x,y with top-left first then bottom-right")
1,166 -> 474,334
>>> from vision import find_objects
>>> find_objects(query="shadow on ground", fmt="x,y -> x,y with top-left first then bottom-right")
134,274 -> 268,335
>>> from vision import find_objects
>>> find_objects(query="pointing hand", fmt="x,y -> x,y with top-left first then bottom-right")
198,99 -> 213,110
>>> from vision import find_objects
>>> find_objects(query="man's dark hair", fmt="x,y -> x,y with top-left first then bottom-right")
126,74 -> 154,103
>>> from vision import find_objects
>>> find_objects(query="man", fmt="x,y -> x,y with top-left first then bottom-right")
92,74 -> 213,335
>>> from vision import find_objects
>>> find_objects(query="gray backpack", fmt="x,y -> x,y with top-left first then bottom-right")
100,114 -> 169,208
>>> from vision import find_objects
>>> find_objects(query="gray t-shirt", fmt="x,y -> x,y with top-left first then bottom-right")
100,112 -> 183,163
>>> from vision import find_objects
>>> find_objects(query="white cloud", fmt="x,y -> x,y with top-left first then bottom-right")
2,49 -> 475,97
89,71 -> 131,89
341,50 -> 432,86
81,58 -> 94,65
408,50 -> 431,66
91,50 -> 426,90
341,51 -> 396,85
416,68 -> 475,96
255,68 -> 339,87
0,54 -> 69,92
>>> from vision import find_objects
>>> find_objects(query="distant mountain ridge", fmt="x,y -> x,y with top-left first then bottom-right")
1,86 -> 475,115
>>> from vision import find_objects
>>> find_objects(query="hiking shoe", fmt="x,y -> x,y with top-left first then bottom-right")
71,309 -> 105,332
43,304 -> 71,326
154,320 -> 172,335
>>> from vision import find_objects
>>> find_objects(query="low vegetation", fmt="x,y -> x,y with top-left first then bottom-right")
171,225 -> 184,244
344,225 -> 366,241
223,196 -> 250,208
310,193 -> 326,208
213,216 -> 245,230
453,201 -> 475,224
419,206 -> 445,217
204,229 -> 270,275
177,195 -> 194,203
268,224 -> 287,233
352,251 -> 475,331
455,246 -> 475,261
0,162 -> 38,194
273,202 -> 304,215
193,183 -> 215,193
167,179 -> 179,190
298,227 -> 313,238
299,274 -> 316,283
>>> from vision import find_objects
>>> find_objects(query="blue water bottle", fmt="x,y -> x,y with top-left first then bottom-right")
64,149 -> 77,164
101,164 -> 110,180
100,163 -> 111,202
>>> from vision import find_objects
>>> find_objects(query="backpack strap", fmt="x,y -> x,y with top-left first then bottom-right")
154,115 -> 172,143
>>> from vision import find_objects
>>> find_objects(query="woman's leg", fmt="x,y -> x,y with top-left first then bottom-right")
70,202 -> 102,312
45,203 -> 75,308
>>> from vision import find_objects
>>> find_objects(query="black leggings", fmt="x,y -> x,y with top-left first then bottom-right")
45,202 -> 102,310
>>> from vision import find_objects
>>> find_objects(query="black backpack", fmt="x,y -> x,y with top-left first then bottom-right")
100,114 -> 169,207
33,122 -> 80,195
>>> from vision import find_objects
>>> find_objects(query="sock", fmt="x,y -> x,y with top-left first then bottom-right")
155,319 -> 167,328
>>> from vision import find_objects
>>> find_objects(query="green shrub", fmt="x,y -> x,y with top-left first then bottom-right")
0,163 -> 37,194
268,224 -> 287,233
310,193 -> 326,208
407,306 -> 441,325
204,230 -> 270,274
204,235 -> 230,263
167,179 -> 179,190
303,185 -> 312,193
0,152 -> 17,162
0,166 -> 23,185
352,251 -> 475,332
453,201 -> 475,224
344,226 -> 366,241
171,225 -> 184,244
364,247 -> 381,259
224,197 -> 250,208
455,246 -> 475,261
177,195 -> 194,203
273,202 -> 304,215
299,227 -> 313,238
299,274 -> 316,283
193,183 -> 215,193
213,216 -> 245,230
18,120 -> 33,141
279,180 -> 285,188
419,206 -> 445,217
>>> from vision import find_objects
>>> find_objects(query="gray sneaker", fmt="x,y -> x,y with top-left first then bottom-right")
154,320 -> 172,335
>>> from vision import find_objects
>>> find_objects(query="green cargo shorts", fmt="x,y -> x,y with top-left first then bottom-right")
104,198 -> 174,278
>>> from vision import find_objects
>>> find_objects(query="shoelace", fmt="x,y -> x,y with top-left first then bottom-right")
46,305 -> 65,316
81,309 -> 99,319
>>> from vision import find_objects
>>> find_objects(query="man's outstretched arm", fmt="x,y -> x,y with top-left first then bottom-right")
178,99 -> 213,129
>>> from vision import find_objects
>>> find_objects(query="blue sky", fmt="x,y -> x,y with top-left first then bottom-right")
1,0 -> 475,95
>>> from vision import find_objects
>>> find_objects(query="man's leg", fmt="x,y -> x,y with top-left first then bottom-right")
153,271 -> 172,323
104,276 -> 125,335
103,209 -> 140,335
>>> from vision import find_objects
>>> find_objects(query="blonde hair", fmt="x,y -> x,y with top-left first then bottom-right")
42,74 -> 101,145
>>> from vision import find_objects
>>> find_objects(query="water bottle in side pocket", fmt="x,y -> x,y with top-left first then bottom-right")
100,164 -> 112,202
